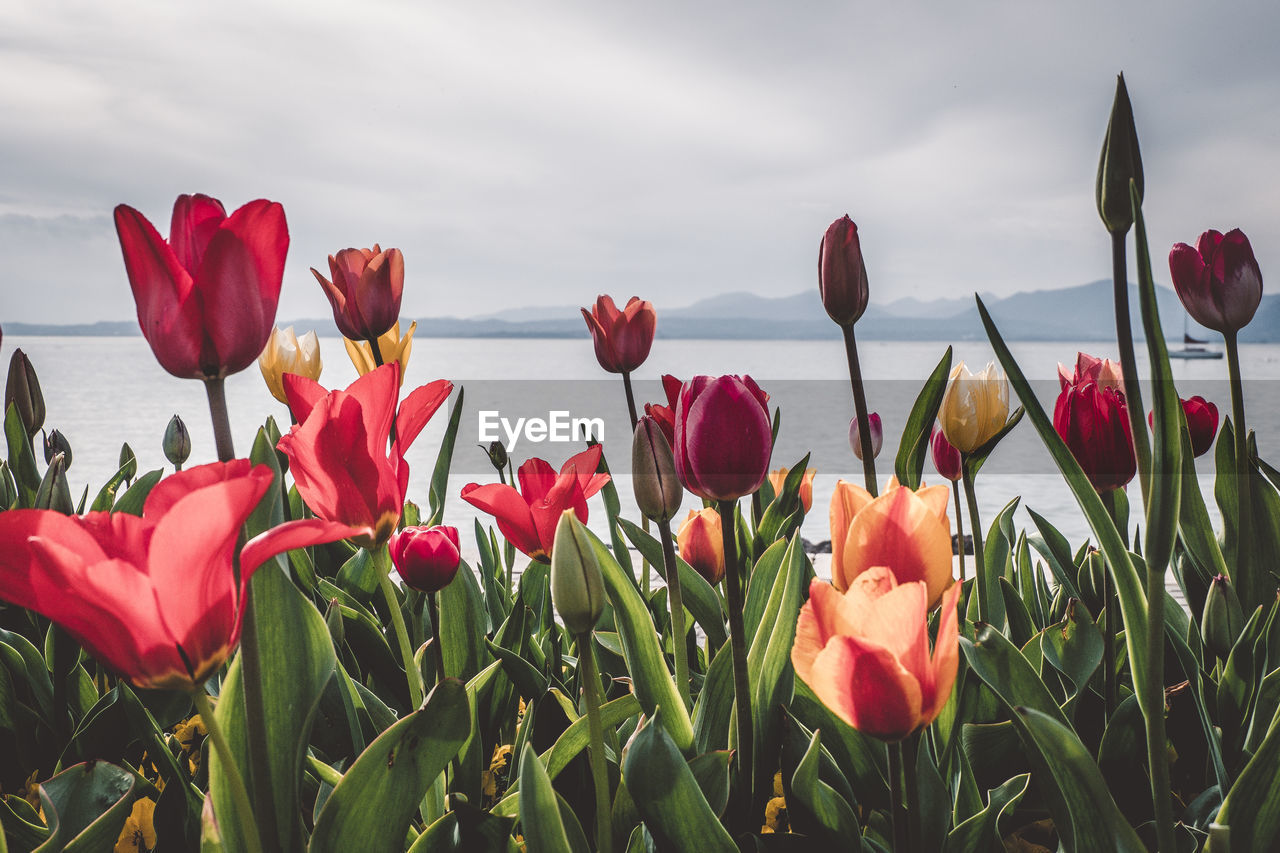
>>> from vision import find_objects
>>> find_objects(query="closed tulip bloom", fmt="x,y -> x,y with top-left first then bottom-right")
1148,396 -> 1219,459
643,374 -> 683,447
0,461 -> 365,690
581,295 -> 657,374
390,525 -> 461,593
277,363 -> 453,547
259,326 -> 322,404
818,215 -> 870,326
313,245 -> 405,341
938,362 -> 1009,453
930,428 -> 962,482
1058,352 -> 1124,395
767,467 -> 816,513
163,415 -> 191,468
632,417 -> 683,523
834,481 -> 954,607
344,321 -> 417,387
6,349 -> 45,439
1169,229 -> 1264,334
551,511 -> 606,634
849,413 -> 883,462
461,447 -> 610,563
114,194 -> 288,380
1054,381 -> 1135,493
792,568 -> 961,741
677,508 -> 725,584
674,375 -> 772,502
829,479 -> 875,577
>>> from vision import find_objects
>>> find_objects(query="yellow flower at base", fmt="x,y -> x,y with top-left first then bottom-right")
767,467 -> 816,512
344,320 -> 417,386
938,361 -> 1009,453
258,326 -> 322,404
115,797 -> 157,853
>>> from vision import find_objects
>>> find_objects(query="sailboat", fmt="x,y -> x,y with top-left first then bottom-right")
1169,313 -> 1223,360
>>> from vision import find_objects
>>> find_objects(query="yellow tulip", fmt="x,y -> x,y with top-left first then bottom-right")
938,361 -> 1009,453
344,320 -> 416,386
258,326 -> 322,404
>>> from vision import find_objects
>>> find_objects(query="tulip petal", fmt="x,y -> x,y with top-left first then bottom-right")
144,459 -> 263,519
461,482 -> 545,559
169,194 -> 227,275
344,363 -> 400,459
829,480 -> 874,590
530,471 -> 587,559
394,378 -> 453,454
518,458 -> 559,504
791,580 -> 844,685
807,634 -> 923,741
921,581 -> 963,725
562,445 -> 604,493
679,376 -> 771,501
280,394 -> 390,531
843,488 -> 953,607
282,372 -> 330,425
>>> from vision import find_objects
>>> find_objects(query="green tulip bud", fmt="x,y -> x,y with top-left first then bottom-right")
1096,73 -> 1144,235
631,416 -> 683,523
0,461 -> 13,509
163,414 -> 192,469
43,429 -> 72,471
550,510 -> 605,635
325,597 -> 345,647
1202,574 -> 1243,660
34,452 -> 74,514
5,349 -> 45,439
481,440 -> 508,474
1077,549 -> 1107,614
118,443 -> 138,483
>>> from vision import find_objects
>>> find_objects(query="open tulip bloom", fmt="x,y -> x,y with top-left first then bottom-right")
312,244 -> 405,343
0,461 -> 365,691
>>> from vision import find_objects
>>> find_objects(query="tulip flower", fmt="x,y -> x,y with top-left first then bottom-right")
767,467 -> 816,513
581,295 -> 657,374
43,430 -> 72,471
461,446 -> 610,562
278,363 -> 453,547
677,508 -> 725,584
313,245 -> 404,342
849,413 -> 882,462
643,374 -> 683,447
259,326 -> 323,405
632,416 -> 684,523
1054,380 -> 1135,493
1058,352 -> 1124,395
674,375 -> 772,502
0,460 -> 366,691
829,479 -> 874,575
1096,73 -> 1143,235
114,195 -> 288,380
1169,229 -> 1263,334
930,427 -> 962,482
818,215 -> 870,326
550,511 -> 606,635
938,361 -> 1009,454
344,321 -> 417,386
389,525 -> 461,593
792,568 -> 961,741
5,349 -> 45,439
1148,396 -> 1218,459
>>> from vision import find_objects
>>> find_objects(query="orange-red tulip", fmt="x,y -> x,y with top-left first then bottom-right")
792,568 -> 961,741
313,244 -> 404,341
643,374 -> 683,447
828,479 -> 873,584
768,467 -> 816,513
1058,351 -> 1124,395
581,295 -> 656,374
677,508 -> 725,585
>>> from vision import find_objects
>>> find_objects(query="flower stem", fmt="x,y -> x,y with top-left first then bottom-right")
657,517 -> 692,710
235,559 -> 278,851
902,731 -> 921,853
960,458 -> 987,621
951,485 -> 966,582
622,371 -> 653,595
1225,331 -> 1256,605
194,690 -> 265,853
1111,231 -> 1152,508
1144,559 -> 1175,853
841,325 -> 878,496
375,546 -> 424,709
203,377 -> 236,462
577,632 -> 613,853
888,741 -> 908,853
718,498 -> 754,830
1100,490 -> 1119,721
621,371 -> 639,430
427,591 -> 446,686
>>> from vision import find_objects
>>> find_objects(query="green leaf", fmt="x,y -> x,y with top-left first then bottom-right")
692,641 -> 734,756
1040,598 -> 1104,713
961,624 -> 1069,727
895,346 -> 953,489
787,728 -> 860,848
88,459 -> 137,513
34,761 -> 137,853
310,679 -> 470,853
4,404 -> 40,506
943,773 -> 1029,853
410,800 -> 515,853
428,386 -> 464,526
111,469 -> 163,516
1025,508 -> 1083,600
516,741 -> 573,853
440,559 -> 493,682
617,517 -> 726,649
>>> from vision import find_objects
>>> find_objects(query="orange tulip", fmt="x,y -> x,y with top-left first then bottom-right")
831,481 -> 953,607
792,567 -> 961,741
828,479 -> 874,584
677,508 -> 724,584
768,467 -> 816,512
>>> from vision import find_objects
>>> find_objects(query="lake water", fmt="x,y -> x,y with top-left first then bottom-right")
6,334 -> 1279,561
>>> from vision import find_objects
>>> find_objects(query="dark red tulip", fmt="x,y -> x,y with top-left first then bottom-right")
1169,229 -> 1264,334
581,295 -> 657,374
114,194 -> 288,380
1054,381 -> 1135,493
930,427 -> 963,482
643,374 -> 683,446
1149,396 -> 1218,458
818,215 -> 870,326
674,375 -> 772,502
461,447 -> 610,563
390,525 -> 462,593
312,244 -> 405,341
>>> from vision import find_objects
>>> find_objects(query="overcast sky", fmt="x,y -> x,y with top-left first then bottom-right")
3,1 -> 1279,325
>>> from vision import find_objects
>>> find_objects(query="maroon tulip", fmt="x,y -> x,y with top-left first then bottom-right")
1149,396 -> 1218,458
1169,229 -> 1264,333
819,215 -> 870,326
313,244 -> 405,341
674,375 -> 772,502
114,194 -> 288,379
581,295 -> 657,373
643,374 -> 683,446
390,525 -> 462,593
1054,382 -> 1135,493
930,427 -> 963,482
849,412 -> 882,461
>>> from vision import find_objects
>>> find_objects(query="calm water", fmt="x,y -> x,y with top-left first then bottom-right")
6,335 -> 1279,555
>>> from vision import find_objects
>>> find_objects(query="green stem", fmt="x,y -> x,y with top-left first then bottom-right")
658,518 -> 692,710
888,741 -> 908,853
902,732 -> 921,853
204,377 -> 236,462
1144,560 -> 1175,853
237,569 -> 279,852
427,591 -> 446,685
1100,491 -> 1119,721
960,458 -> 987,621
718,498 -> 755,831
841,324 -> 878,496
577,633 -> 613,853
375,546 -> 425,709
194,690 -> 265,853
1111,231 -> 1152,508
1225,332 -> 1256,605
951,484 -> 966,582
622,371 -> 654,596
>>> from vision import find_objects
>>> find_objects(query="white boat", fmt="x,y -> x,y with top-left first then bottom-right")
1169,315 -> 1223,360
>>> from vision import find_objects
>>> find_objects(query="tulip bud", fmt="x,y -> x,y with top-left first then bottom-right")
390,525 -> 462,594
677,508 -> 725,585
1096,73 -> 1144,235
34,452 -> 74,514
818,215 -> 870,326
938,362 -> 1010,454
481,440 -> 509,474
43,429 -> 72,471
849,413 -> 882,462
1202,574 -> 1243,660
1076,550 -> 1107,614
0,461 -> 13,509
324,597 -> 345,646
550,510 -> 605,634
632,417 -> 683,523
930,427 -> 963,482
1149,396 -> 1219,459
259,326 -> 323,404
118,443 -> 138,483
5,349 -> 45,439
164,415 -> 192,469
673,375 -> 772,502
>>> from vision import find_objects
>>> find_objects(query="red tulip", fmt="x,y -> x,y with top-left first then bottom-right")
1054,380 -> 1135,493
1149,396 -> 1218,458
390,525 -> 462,593
930,427 -> 962,482
460,447 -> 610,563
1169,229 -> 1264,334
674,375 -> 772,502
581,295 -> 657,374
0,461 -> 364,690
792,568 -> 961,741
114,194 -> 288,380
643,374 -> 683,447
312,244 -> 405,341
1058,352 -> 1124,395
818,215 -> 870,326
277,363 -> 453,547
